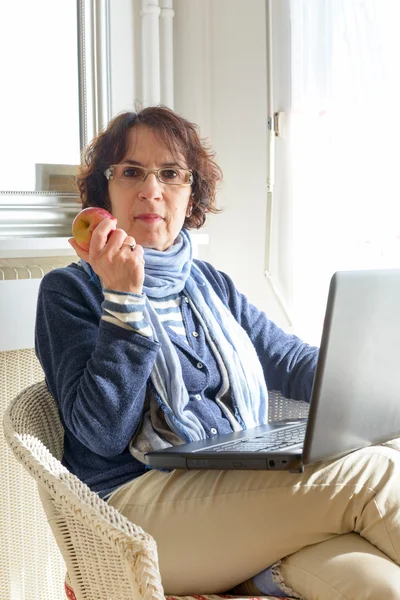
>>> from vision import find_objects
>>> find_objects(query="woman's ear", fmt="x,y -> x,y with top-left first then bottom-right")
186,201 -> 193,217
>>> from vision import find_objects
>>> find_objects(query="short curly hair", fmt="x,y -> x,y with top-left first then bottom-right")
76,105 -> 222,229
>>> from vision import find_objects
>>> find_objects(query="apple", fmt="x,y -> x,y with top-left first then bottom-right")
72,207 -> 115,252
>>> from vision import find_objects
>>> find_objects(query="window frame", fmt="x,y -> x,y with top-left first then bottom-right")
0,0 -> 112,239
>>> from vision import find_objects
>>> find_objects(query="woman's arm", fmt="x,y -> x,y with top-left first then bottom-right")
35,267 -> 160,457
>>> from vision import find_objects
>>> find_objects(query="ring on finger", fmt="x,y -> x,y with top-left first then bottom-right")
123,241 -> 136,251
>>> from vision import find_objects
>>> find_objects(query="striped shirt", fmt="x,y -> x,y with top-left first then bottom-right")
102,289 -> 188,341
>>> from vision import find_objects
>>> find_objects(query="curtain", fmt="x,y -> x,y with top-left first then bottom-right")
288,0 -> 400,345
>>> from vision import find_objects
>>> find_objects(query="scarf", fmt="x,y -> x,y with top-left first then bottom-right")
140,229 -> 269,446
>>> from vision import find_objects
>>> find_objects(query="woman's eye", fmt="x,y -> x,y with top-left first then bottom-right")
161,169 -> 178,180
122,167 -> 142,178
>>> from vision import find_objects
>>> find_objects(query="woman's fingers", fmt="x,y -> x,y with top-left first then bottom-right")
68,238 -> 89,261
72,218 -> 144,293
122,236 -> 137,251
89,218 -> 118,255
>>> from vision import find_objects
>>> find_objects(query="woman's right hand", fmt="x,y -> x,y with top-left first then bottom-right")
68,217 -> 145,294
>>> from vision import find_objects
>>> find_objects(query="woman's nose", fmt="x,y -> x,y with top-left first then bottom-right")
137,172 -> 162,200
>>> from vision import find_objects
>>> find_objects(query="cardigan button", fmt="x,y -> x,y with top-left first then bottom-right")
210,428 -> 218,435
196,362 -> 203,369
192,331 -> 199,337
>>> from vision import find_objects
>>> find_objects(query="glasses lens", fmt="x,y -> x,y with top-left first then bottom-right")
113,165 -> 145,182
158,168 -> 191,185
109,165 -> 192,185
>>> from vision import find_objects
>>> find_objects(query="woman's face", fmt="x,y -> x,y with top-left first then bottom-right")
107,125 -> 192,251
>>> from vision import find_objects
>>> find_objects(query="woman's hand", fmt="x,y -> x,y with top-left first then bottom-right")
68,218 -> 145,294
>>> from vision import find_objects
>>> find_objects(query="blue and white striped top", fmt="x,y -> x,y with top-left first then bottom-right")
102,289 -> 187,341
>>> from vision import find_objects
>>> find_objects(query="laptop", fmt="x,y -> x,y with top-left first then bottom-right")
145,269 -> 400,472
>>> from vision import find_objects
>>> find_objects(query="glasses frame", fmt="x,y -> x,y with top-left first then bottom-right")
104,164 -> 194,186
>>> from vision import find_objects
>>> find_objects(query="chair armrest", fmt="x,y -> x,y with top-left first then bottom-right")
4,406 -> 165,600
268,390 -> 309,422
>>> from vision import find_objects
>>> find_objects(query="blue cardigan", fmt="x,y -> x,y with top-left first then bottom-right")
35,259 -> 318,497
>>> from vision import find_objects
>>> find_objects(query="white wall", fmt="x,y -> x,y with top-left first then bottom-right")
109,0 -> 290,328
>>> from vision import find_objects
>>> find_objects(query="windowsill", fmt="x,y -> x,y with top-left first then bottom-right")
0,233 -> 209,259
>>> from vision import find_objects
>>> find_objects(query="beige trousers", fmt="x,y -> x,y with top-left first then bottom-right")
108,443 -> 400,599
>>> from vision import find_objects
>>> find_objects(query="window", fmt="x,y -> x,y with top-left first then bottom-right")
276,0 -> 400,344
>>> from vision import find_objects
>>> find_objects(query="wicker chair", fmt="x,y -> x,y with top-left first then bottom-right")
3,380 -> 309,600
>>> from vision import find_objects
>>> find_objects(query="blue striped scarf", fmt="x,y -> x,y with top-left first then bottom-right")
142,230 -> 269,442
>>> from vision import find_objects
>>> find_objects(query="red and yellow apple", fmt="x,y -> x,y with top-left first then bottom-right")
72,207 -> 115,252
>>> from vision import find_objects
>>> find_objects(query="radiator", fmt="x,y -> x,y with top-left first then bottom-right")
0,263 -> 60,279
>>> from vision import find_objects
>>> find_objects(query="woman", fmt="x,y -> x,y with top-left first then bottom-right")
35,106 -> 400,600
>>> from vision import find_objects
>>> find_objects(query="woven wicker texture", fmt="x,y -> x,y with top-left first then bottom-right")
164,596 -> 287,600
3,378 -> 308,600
0,349 -> 66,600
268,390 -> 309,422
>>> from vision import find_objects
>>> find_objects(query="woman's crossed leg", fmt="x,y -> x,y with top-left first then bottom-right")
109,443 -> 400,597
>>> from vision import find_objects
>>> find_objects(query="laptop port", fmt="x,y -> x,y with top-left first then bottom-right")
268,458 -> 288,468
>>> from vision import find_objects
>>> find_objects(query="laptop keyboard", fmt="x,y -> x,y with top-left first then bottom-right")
208,423 -> 307,452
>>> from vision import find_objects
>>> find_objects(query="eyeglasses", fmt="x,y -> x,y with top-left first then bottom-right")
104,164 -> 194,186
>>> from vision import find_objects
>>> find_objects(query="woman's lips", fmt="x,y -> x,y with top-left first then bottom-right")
135,213 -> 163,222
